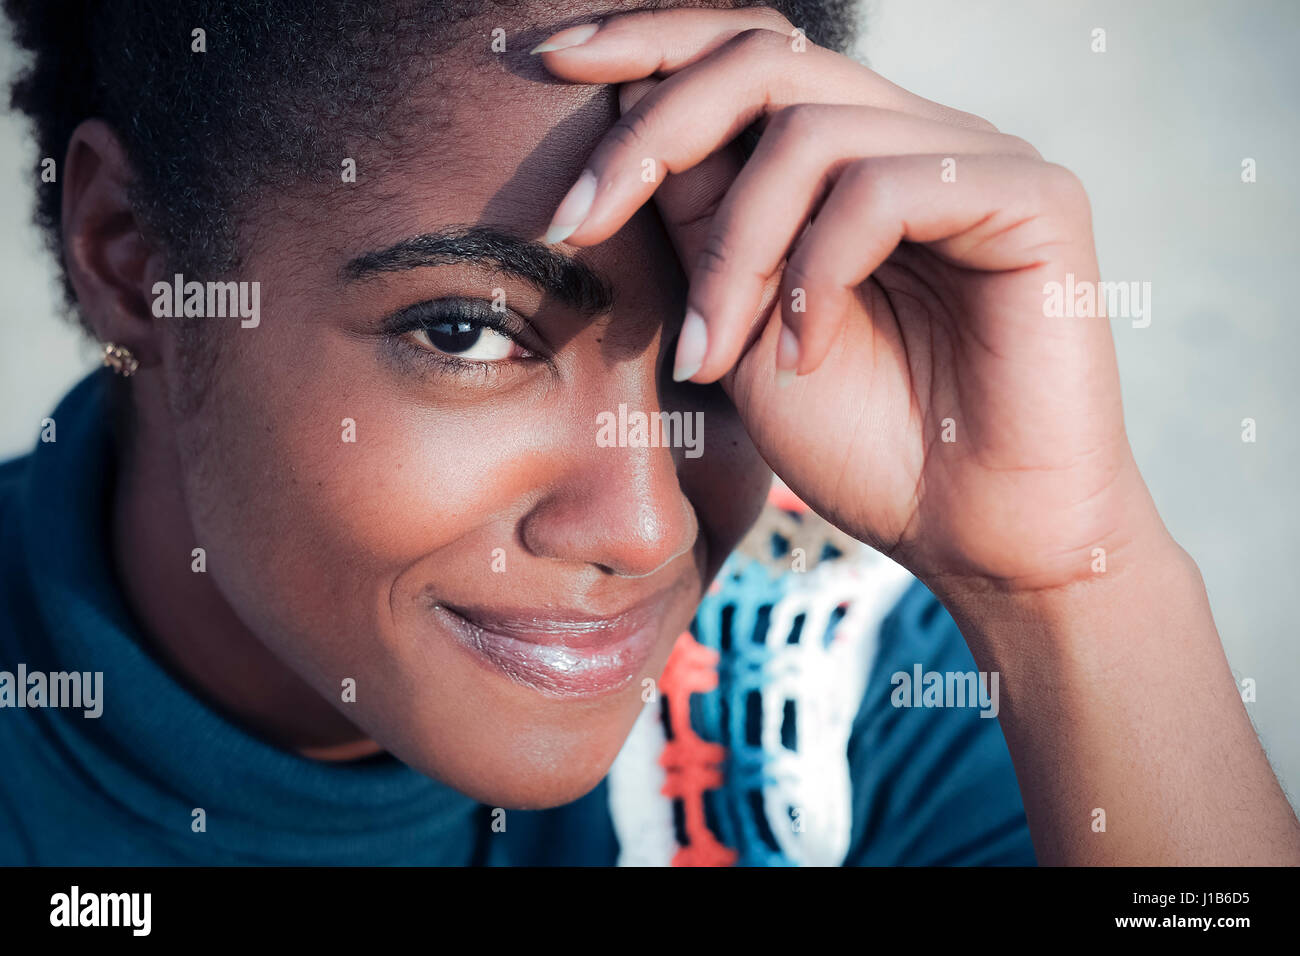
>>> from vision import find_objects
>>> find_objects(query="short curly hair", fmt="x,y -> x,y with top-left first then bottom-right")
4,1 -> 861,333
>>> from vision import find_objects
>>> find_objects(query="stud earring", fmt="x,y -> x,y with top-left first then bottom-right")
102,342 -> 139,377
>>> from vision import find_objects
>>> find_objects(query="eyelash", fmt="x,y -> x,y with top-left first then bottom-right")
383,298 -> 539,382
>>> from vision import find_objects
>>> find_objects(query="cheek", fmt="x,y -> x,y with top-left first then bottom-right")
170,325 -> 663,805
175,326 -> 769,648
174,330 -> 534,648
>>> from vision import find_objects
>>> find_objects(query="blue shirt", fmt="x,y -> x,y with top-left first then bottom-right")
0,371 -> 1034,865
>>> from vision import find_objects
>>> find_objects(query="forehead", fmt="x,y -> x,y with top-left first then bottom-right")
385,63 -> 617,240
247,0 -> 755,257
254,40 -> 620,273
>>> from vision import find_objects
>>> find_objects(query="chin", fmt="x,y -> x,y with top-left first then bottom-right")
387,686 -> 650,810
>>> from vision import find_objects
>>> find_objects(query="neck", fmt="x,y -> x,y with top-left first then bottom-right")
108,375 -> 382,761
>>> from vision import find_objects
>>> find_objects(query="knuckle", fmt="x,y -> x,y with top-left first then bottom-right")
948,108 -> 999,133
605,108 -> 652,152
1002,134 -> 1042,160
842,155 -> 882,192
748,5 -> 796,32
731,26 -> 785,57
694,231 -> 736,278
1043,162 -> 1087,200
1036,162 -> 1092,216
782,257 -> 824,300
768,102 -> 823,140
840,155 -> 902,212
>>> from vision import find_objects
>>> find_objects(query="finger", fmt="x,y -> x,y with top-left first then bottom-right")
532,5 -> 795,78
533,7 -> 989,129
682,105 -> 1041,382
616,77 -> 744,295
616,77 -> 742,291
617,78 -> 761,385
541,26 -> 991,247
779,154 -> 1093,376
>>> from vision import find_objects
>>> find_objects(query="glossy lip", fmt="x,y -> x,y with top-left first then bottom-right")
432,591 -> 678,699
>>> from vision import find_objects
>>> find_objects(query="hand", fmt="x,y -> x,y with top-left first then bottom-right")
535,5 -> 1167,594
534,8 -> 1300,864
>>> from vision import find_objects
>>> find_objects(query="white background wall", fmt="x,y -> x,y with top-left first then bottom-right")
2,1 -> 1297,806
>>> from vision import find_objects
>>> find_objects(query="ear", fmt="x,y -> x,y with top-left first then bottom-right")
60,119 -> 167,369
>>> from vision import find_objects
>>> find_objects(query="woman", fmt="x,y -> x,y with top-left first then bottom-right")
1,0 -> 1296,865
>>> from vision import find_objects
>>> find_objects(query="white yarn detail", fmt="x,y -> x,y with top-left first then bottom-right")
763,545 -> 913,865
607,696 -> 676,866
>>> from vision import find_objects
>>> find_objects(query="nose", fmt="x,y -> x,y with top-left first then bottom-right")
520,412 -> 700,579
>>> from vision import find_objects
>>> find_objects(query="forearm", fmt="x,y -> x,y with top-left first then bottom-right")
934,530 -> 1300,866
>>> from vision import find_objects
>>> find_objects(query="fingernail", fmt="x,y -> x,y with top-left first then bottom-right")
530,22 -> 600,54
776,322 -> 800,372
543,169 -> 597,244
673,309 -> 708,382
775,369 -> 796,389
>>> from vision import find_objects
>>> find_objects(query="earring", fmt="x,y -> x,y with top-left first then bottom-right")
102,342 -> 139,377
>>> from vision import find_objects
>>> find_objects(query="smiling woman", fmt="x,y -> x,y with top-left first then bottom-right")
1,0 -> 1298,871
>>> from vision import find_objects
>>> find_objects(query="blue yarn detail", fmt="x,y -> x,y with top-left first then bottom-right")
690,552 -> 798,866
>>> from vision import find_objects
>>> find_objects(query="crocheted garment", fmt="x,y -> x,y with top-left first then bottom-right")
607,479 -> 913,866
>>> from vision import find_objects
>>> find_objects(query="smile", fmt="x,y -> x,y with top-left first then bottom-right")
431,597 -> 672,699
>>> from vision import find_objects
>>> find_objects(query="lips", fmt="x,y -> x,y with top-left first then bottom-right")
432,595 -> 672,699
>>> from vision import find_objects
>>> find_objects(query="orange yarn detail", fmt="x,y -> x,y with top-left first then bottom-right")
767,478 -> 810,513
658,631 -> 738,867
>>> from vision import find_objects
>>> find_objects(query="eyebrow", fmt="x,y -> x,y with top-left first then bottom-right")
341,225 -> 614,314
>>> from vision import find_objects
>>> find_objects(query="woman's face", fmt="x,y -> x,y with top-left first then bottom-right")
160,30 -> 771,807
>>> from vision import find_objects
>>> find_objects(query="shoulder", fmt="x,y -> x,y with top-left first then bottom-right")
0,447 -> 39,864
0,450 -> 32,509
0,448 -> 36,638
843,580 -> 1037,865
0,441 -> 40,609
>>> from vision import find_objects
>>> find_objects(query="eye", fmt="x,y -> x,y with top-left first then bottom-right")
387,298 -> 535,367
410,319 -> 521,362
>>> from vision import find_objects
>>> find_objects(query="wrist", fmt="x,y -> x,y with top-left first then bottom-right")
927,523 -> 1203,673
923,524 -> 1300,865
